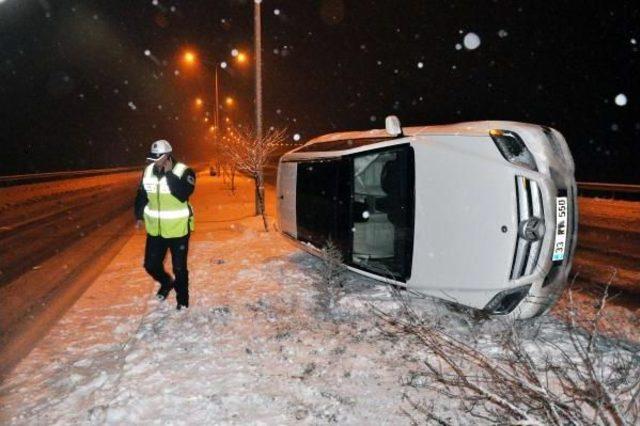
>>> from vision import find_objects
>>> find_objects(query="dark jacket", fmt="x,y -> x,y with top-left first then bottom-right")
134,160 -> 196,220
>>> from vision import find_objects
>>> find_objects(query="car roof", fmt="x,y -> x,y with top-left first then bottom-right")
306,120 -> 543,144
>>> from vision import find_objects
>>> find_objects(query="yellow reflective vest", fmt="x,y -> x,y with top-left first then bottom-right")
142,162 -> 194,238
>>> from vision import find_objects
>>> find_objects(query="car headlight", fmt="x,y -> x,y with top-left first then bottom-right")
483,284 -> 532,315
490,129 -> 537,171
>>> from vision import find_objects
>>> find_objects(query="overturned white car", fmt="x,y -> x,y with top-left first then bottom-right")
276,117 -> 577,319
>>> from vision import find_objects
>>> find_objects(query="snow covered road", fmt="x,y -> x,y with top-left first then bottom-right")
0,172 -> 140,377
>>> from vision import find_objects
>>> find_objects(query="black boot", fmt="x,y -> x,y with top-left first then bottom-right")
176,292 -> 189,310
156,280 -> 174,301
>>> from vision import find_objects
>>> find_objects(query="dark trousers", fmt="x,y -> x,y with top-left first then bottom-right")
144,234 -> 190,306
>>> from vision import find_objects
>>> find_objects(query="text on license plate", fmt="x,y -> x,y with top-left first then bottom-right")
552,197 -> 568,261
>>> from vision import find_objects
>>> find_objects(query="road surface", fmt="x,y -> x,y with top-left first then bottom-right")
0,172 -> 140,376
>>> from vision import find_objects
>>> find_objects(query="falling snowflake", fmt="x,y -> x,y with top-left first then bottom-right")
498,29 -> 508,38
369,115 -> 376,122
220,62 -> 228,69
144,49 -> 151,56
417,62 -> 424,69
128,101 -> 137,111
631,38 -> 637,45
614,93 -> 627,106
463,32 -> 481,50
231,49 -> 239,57
274,8 -> 280,15
293,133 -> 301,141
455,43 -> 462,51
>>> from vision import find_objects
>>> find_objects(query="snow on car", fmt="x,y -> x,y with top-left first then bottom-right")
276,116 -> 578,319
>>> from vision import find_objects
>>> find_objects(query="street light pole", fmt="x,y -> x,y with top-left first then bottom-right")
214,66 -> 222,174
254,0 -> 263,142
214,66 -> 219,143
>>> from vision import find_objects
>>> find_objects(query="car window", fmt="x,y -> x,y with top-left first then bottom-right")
296,158 -> 352,255
351,145 -> 414,280
295,137 -> 393,153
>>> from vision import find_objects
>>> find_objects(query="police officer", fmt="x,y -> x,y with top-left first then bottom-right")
134,140 -> 196,310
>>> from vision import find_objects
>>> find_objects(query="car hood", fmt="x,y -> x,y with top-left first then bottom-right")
408,135 -> 519,303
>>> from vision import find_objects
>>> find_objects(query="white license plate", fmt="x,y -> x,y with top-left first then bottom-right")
552,197 -> 568,261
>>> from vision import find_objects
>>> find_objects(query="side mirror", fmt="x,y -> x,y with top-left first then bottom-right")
385,115 -> 403,137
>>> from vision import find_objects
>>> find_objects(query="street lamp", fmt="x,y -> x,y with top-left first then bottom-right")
183,51 -> 196,66
180,48 -> 248,144
254,0 -> 263,141
236,52 -> 248,64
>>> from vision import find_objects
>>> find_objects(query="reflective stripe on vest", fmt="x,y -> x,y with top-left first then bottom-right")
143,205 -> 190,219
142,162 -> 193,238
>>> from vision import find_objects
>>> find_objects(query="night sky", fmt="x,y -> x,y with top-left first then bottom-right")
1,1 -> 638,183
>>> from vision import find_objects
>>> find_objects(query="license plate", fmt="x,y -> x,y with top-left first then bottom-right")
552,197 -> 568,261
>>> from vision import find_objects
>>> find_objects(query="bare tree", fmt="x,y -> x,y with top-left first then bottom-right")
376,279 -> 640,425
218,143 -> 238,192
225,126 -> 286,231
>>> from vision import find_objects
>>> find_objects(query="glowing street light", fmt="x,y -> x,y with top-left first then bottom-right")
178,46 -> 249,143
183,50 -> 196,66
236,52 -> 248,64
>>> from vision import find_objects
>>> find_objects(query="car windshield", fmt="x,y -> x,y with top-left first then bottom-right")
295,145 -> 414,281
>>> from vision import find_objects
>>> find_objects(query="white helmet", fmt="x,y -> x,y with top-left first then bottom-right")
147,139 -> 172,161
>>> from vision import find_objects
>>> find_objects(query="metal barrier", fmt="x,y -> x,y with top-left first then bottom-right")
0,167 -> 142,187
0,163 -> 209,188
577,182 -> 640,201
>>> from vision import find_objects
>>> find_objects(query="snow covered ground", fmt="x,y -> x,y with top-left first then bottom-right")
0,174 -> 423,424
0,173 -> 637,425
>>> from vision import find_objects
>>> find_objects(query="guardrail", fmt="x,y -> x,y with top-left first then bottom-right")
0,163 -> 210,188
577,182 -> 640,201
0,167 -> 142,187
